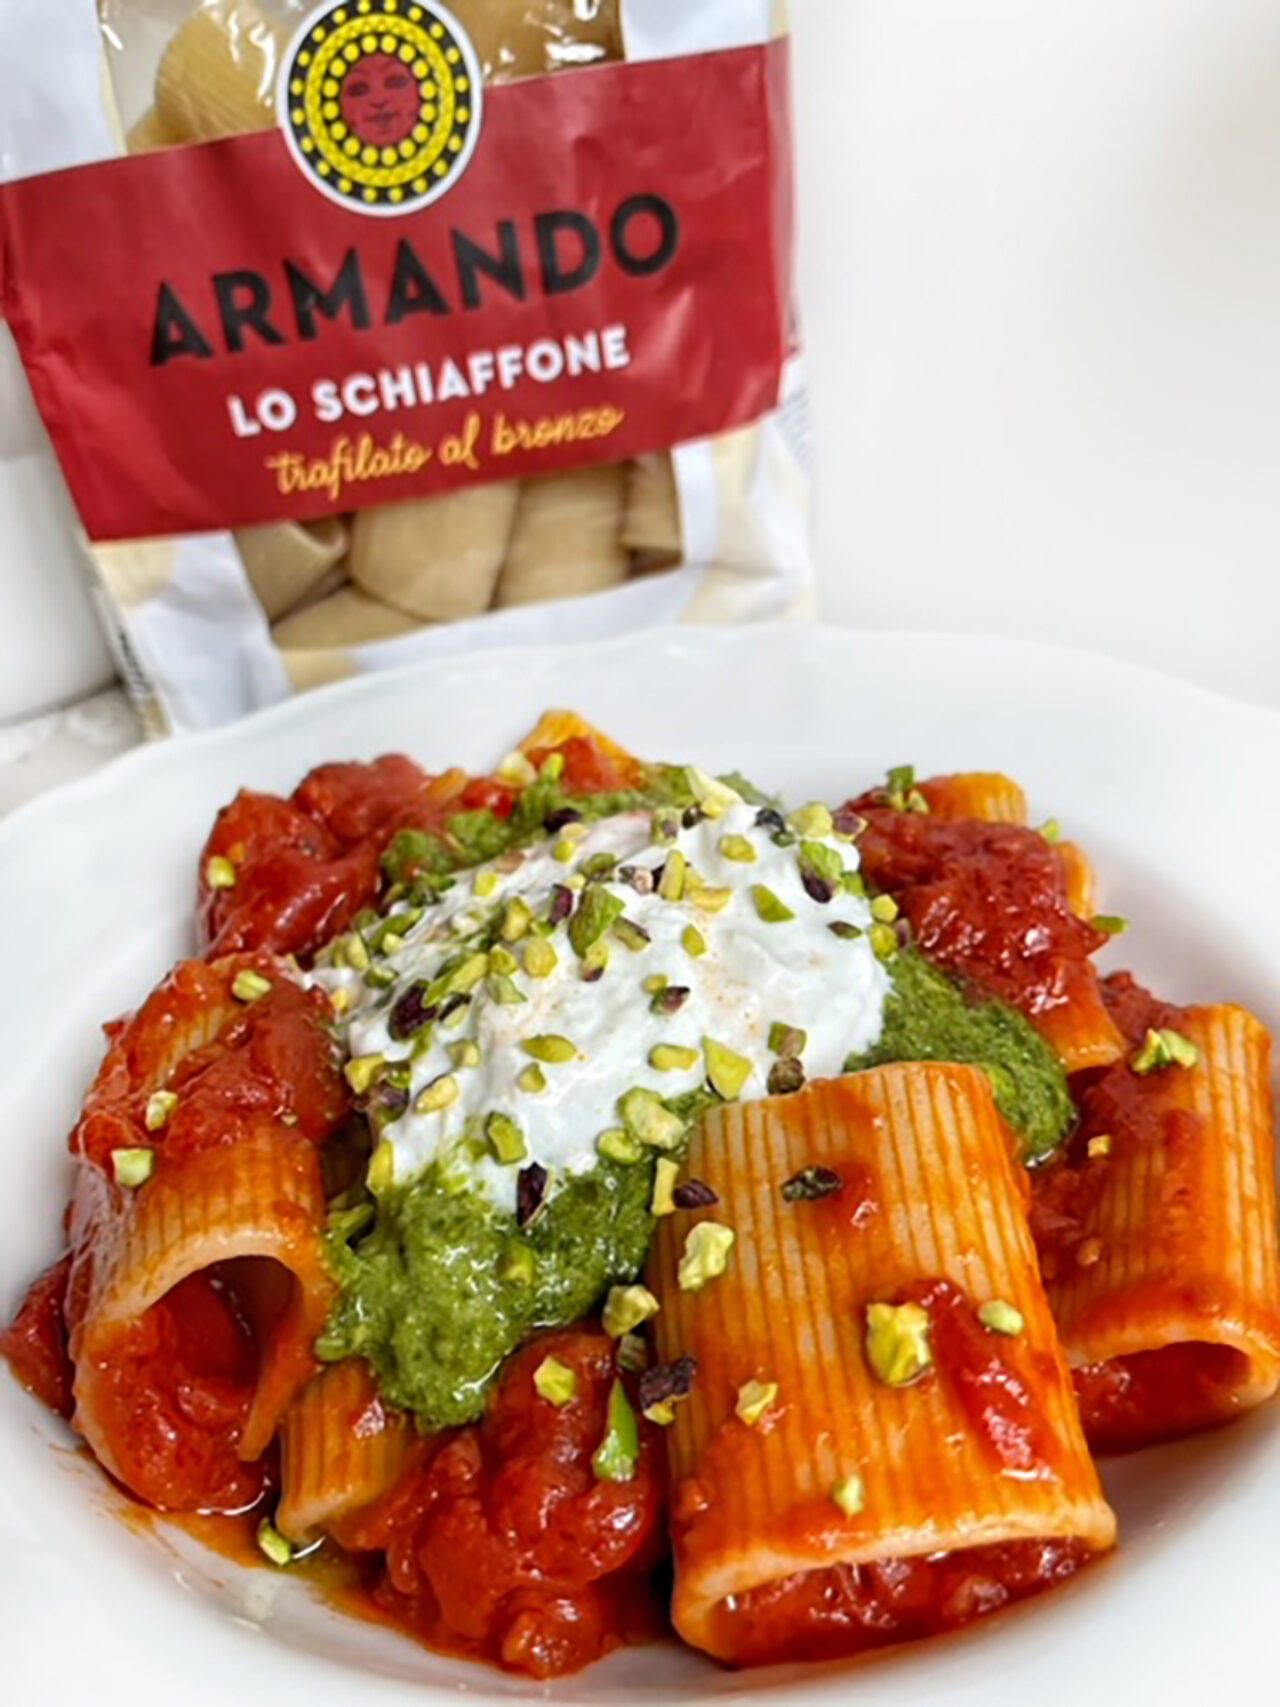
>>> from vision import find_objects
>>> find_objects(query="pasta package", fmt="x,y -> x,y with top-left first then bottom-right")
0,1 -> 811,734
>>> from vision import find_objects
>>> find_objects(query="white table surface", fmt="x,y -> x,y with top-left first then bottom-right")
2,0 -> 1277,801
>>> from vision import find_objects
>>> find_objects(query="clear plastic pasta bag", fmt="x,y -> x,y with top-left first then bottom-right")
0,1 -> 812,733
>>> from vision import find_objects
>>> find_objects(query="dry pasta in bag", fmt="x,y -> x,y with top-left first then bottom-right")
0,0 -> 812,733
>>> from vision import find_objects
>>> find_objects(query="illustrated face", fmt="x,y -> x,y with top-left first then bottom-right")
340,53 -> 421,147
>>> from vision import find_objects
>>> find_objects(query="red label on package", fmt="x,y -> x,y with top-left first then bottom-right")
0,41 -> 793,543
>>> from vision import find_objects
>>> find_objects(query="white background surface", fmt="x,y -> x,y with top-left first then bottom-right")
1,0 -> 1277,719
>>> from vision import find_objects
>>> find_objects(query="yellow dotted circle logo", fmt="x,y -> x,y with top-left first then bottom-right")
279,0 -> 483,216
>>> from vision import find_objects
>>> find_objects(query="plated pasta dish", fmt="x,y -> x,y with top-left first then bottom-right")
3,711 -> 1278,1680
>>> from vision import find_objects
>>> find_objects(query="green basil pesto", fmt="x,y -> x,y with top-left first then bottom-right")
382,768 -> 693,887
845,948 -> 1072,1162
317,1155 -> 656,1428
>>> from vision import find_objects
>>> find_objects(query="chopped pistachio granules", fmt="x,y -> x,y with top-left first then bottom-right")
735,1379 -> 779,1426
865,1301 -> 933,1386
978,1300 -> 1026,1337
677,1222 -> 736,1292
534,1355 -> 577,1407
144,1090 -> 178,1132
255,1520 -> 294,1568
232,968 -> 272,1003
204,854 -> 237,890
651,1156 -> 681,1216
1131,1027 -> 1199,1074
831,1474 -> 866,1518
602,1284 -> 660,1338
111,1147 -> 155,1189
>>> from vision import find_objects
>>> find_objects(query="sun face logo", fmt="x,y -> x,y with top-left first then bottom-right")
279,0 -> 484,216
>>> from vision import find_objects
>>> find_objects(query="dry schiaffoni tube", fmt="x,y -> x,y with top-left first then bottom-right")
0,1 -> 812,732
3,708 -> 1280,1679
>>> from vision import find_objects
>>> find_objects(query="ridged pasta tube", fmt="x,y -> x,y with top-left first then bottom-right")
622,453 -> 682,562
494,465 -> 629,607
349,484 -> 521,620
272,587 -> 424,648
236,517 -> 349,621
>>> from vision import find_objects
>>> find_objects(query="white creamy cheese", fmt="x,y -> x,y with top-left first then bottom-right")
309,793 -> 890,1213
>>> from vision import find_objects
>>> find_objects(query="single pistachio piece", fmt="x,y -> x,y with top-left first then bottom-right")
488,945 -> 519,976
767,1057 -> 806,1096
735,1379 -> 779,1426
978,1299 -> 1026,1337
869,922 -> 899,961
568,886 -> 625,959
832,1473 -> 866,1519
768,1022 -> 807,1057
677,1221 -> 736,1292
415,1073 -> 461,1115
580,851 -> 619,882
232,968 -> 273,1003
869,894 -> 899,924
341,932 -> 372,973
441,997 -> 470,1031
829,921 -> 863,940
693,886 -> 733,914
684,765 -> 742,819
703,1037 -> 753,1100
1039,818 -> 1063,844
256,1520 -> 294,1568
682,924 -> 708,958
865,1301 -> 934,1386
788,801 -> 835,839
651,1156 -> 680,1216
618,1087 -> 685,1151
367,1139 -> 396,1192
517,1063 -> 547,1095
658,849 -> 687,902
651,984 -> 691,1016
112,1147 -> 155,1189
552,839 -> 577,865
840,870 -> 866,898
616,1332 -> 649,1373
474,871 -> 500,899
591,1379 -> 640,1483
329,987 -> 352,1016
1087,1133 -> 1113,1159
344,1053 -> 385,1095
486,1111 -> 528,1165
501,896 -> 535,942
496,749 -> 538,788
602,1283 -> 661,1339
642,973 -> 669,996
522,1034 -> 580,1064
904,789 -> 930,813
539,750 -> 566,782
718,834 -> 757,864
447,1040 -> 480,1071
204,854 -> 237,890
1091,914 -> 1129,936
487,973 -> 527,1006
644,1401 -> 676,1427
523,936 -> 559,979
597,1127 -> 644,1165
446,952 -> 490,995
751,885 -> 795,924
613,917 -> 652,953
651,809 -> 681,846
500,1242 -> 537,1286
533,1355 -> 577,1407
651,1043 -> 701,1073
580,940 -> 610,981
144,1090 -> 178,1132
363,966 -> 396,991
1132,1026 -> 1199,1074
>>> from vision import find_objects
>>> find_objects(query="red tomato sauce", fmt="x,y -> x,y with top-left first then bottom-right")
333,1329 -> 666,1678
846,802 -> 1107,1024
708,1538 -> 1095,1666
901,1279 -> 1059,1480
1072,1345 -> 1253,1454
0,1253 -> 75,1418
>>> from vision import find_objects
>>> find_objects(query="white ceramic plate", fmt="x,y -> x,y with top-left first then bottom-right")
2,626 -> 1277,1707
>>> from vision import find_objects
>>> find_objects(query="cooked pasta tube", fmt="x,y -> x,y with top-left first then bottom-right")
278,1361 -> 420,1544
236,517 -> 349,622
622,453 -> 682,563
1056,842 -> 1098,920
919,772 -> 1028,824
349,485 -> 520,621
64,957 -> 347,1513
155,1 -> 286,144
494,466 -> 630,608
1042,1002 -> 1280,1451
448,0 -> 623,82
649,1067 -> 1115,1666
272,587 -> 424,648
